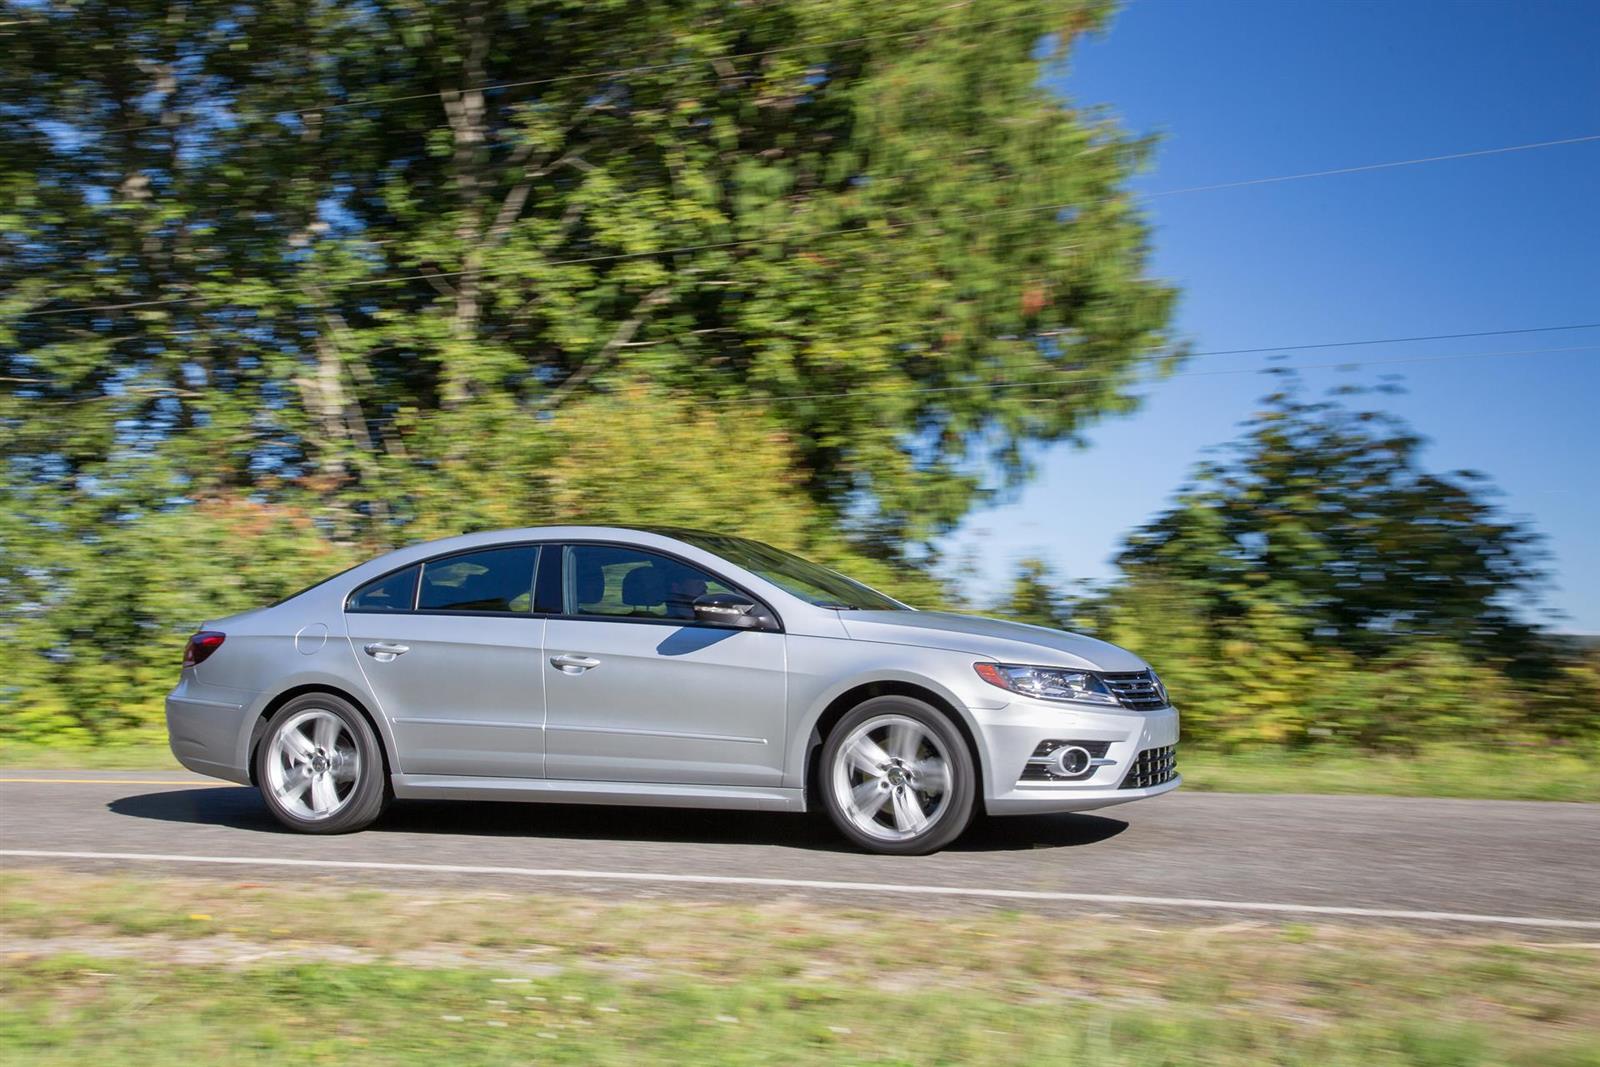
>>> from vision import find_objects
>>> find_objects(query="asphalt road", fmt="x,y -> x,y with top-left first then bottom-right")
2,770 -> 1597,932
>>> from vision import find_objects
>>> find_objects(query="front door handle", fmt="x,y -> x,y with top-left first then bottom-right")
551,653 -> 601,674
363,641 -> 410,662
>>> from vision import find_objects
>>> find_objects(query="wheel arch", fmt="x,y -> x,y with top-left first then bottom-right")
801,678 -> 986,812
248,683 -> 395,786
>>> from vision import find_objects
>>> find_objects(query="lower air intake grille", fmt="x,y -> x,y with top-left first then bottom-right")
1119,745 -> 1177,790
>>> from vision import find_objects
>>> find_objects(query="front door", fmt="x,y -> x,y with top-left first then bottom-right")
344,544 -> 546,778
542,543 -> 787,786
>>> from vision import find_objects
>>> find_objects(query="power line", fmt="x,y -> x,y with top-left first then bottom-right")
335,343 -> 1600,421
136,319 -> 1594,352
1143,135 -> 1600,198
73,8 -> 1075,138
10,342 -> 1596,413
1178,321 -> 1600,359
7,130 -> 1597,324
321,8 -> 1060,114
692,344 -> 1600,408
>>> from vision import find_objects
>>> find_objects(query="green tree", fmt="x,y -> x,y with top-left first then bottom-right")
3,0 -> 1173,557
1080,376 -> 1584,750
3,0 -> 1174,740
1116,377 -> 1546,658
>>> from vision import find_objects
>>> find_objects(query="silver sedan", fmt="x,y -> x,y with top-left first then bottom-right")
167,526 -> 1179,854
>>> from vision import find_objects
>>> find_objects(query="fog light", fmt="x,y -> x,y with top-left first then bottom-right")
1051,745 -> 1093,777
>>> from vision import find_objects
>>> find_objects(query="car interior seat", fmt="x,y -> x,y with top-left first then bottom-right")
620,564 -> 667,616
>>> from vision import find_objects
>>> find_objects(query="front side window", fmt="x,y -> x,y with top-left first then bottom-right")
347,565 -> 419,613
418,546 -> 538,613
565,545 -> 736,620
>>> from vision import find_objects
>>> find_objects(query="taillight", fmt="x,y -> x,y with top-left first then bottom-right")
182,631 -> 226,668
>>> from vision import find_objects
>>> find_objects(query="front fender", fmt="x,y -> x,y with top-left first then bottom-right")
780,638 -> 1007,797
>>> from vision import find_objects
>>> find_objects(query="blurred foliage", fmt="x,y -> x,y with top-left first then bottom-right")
0,4 -> 1591,755
1115,375 -> 1547,659
2,0 -> 1175,740
1070,381 -> 1598,750
0,495 -> 359,742
994,557 -> 1077,632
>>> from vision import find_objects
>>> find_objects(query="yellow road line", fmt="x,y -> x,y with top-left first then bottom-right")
0,777 -> 225,786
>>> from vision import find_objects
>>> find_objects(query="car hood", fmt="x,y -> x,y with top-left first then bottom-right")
839,610 -> 1151,672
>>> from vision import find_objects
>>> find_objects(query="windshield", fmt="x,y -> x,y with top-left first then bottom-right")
657,530 -> 909,611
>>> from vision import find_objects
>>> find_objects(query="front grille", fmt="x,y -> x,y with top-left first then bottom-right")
1020,739 -> 1112,782
1119,745 -> 1177,789
1101,670 -> 1168,710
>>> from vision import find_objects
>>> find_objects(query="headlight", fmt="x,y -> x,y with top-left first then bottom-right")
973,662 -> 1120,706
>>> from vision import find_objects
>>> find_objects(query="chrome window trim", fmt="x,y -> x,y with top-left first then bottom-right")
345,543 -> 546,618
342,537 -> 785,632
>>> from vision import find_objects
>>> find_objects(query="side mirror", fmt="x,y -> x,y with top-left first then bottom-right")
692,592 -> 768,629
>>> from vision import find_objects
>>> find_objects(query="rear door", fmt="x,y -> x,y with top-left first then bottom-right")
344,544 -> 549,778
542,543 -> 788,786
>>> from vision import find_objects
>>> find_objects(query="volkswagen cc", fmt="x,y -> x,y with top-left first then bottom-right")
167,526 -> 1179,854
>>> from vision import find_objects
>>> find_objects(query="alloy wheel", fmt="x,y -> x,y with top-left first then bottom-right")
265,708 -> 361,821
831,713 -> 952,842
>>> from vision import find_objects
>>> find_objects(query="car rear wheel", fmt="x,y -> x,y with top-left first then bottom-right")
820,695 -> 976,855
257,694 -> 387,834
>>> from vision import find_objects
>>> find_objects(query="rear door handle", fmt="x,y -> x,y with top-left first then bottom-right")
551,653 -> 601,674
363,641 -> 410,661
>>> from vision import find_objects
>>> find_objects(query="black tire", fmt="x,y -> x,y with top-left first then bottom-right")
818,695 -> 977,855
255,693 -> 388,834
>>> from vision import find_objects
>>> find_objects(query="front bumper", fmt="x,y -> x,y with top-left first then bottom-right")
975,699 -> 1180,815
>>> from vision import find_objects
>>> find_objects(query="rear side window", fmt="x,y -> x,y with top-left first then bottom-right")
418,546 -> 538,614
347,566 -> 419,613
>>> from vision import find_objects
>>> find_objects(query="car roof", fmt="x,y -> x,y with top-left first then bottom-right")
330,525 -> 767,591
454,523 -> 722,541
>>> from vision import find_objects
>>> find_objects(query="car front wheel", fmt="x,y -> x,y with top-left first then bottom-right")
820,695 -> 976,855
256,694 -> 388,834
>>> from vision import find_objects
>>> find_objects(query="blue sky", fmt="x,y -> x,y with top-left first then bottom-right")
943,0 -> 1600,632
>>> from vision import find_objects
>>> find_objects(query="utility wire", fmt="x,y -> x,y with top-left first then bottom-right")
691,344 -> 1600,408
1172,321 -> 1600,360
320,8 -> 1059,113
1142,135 -> 1600,198
107,318 -> 1600,358
10,343 -> 1596,413
332,343 -> 1600,421
7,131 -> 1598,323
75,7 -> 1074,138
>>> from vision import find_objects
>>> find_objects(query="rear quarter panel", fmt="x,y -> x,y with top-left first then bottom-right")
177,594 -> 395,778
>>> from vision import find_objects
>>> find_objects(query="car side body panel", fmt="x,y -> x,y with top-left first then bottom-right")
345,613 -> 546,778
542,617 -> 787,786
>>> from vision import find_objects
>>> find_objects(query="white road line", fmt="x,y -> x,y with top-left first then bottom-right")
3,848 -> 1597,930
0,777 -> 215,786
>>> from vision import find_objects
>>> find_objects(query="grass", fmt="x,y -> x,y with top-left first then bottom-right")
1,869 -> 1598,1065
1179,744 -> 1600,803
4,737 -> 1596,802
0,740 -> 182,771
